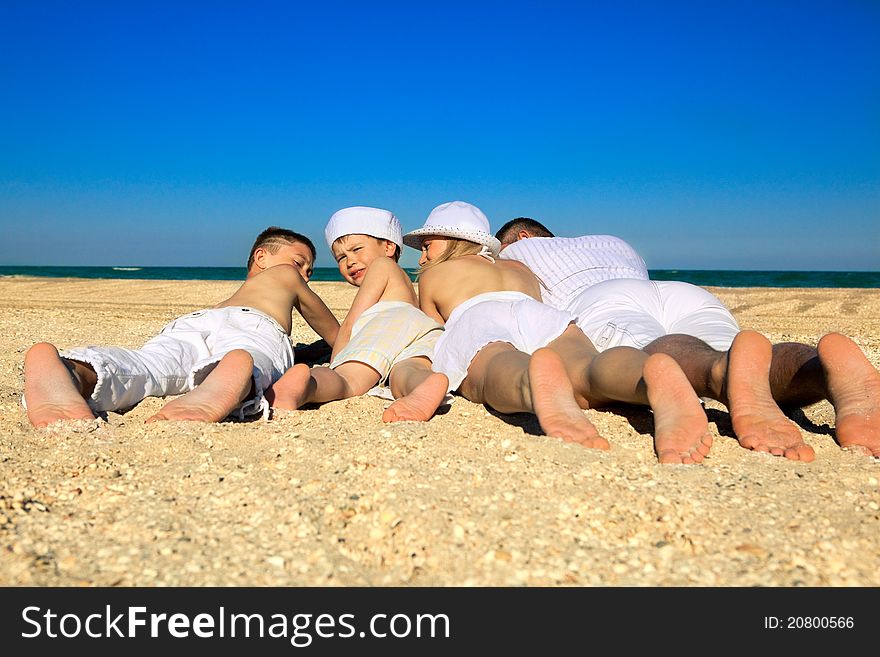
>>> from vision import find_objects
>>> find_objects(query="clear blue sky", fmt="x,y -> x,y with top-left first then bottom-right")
1,0 -> 878,270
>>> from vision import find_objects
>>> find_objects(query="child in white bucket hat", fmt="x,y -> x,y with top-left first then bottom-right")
265,206 -> 449,420
387,201 -> 714,463
403,200 -> 501,256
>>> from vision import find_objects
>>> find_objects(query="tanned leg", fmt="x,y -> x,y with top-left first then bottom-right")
269,361 -> 381,412
818,333 -> 880,457
645,332 -> 817,460
383,358 -> 449,422
643,353 -> 714,465
544,324 -> 599,409
767,343 -> 826,408
264,363 -> 315,410
584,343 -> 711,464
643,333 -> 727,400
726,331 -> 814,461
459,342 -> 606,449
23,343 -> 97,427
527,348 -> 609,450
147,349 -> 254,422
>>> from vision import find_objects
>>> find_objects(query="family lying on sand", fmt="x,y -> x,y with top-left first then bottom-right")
23,201 -> 880,464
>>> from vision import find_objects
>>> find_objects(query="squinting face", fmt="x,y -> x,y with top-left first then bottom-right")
262,242 -> 314,281
331,234 -> 397,287
418,236 -> 450,266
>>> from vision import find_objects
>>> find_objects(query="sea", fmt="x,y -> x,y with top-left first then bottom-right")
0,266 -> 879,288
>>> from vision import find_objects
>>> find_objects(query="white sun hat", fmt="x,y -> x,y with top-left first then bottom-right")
402,201 -> 501,255
324,206 -> 403,252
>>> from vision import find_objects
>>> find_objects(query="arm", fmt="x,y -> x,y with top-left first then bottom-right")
276,266 -> 340,346
331,257 -> 395,359
294,287 -> 340,347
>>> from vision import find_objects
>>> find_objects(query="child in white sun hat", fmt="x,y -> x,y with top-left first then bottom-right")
386,200 -> 714,464
265,206 -> 449,421
402,200 -> 501,258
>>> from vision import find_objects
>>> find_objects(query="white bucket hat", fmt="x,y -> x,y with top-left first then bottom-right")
324,206 -> 403,252
402,201 -> 501,255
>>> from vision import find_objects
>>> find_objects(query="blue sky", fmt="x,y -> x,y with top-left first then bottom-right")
1,0 -> 878,270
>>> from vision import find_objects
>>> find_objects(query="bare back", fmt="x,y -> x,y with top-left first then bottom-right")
215,264 -> 326,335
418,255 -> 542,323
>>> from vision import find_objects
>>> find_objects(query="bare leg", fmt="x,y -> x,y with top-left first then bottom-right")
579,345 -> 652,407
768,343 -> 826,408
23,343 -> 96,427
388,357 -> 432,398
310,362 -> 379,401
583,342 -> 711,463
383,358 -> 449,422
268,361 -> 381,411
147,349 -> 254,423
644,334 -> 832,410
726,331 -> 815,461
544,324 -> 599,409
264,363 -> 315,410
460,343 -> 607,448
644,354 -> 714,465
527,348 -> 610,450
818,333 -> 880,457
643,333 -> 726,400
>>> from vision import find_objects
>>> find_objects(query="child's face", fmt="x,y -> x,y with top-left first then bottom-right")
331,234 -> 397,287
262,242 -> 315,281
418,236 -> 450,266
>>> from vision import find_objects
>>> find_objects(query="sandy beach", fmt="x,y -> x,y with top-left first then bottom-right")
1,276 -> 878,587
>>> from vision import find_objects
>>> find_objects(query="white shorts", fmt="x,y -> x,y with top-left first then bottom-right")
61,306 -> 295,419
330,301 -> 444,385
568,279 -> 740,352
431,291 -> 575,392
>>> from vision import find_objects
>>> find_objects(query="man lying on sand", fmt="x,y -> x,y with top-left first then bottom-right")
386,201 -> 713,464
23,227 -> 339,426
496,218 -> 880,459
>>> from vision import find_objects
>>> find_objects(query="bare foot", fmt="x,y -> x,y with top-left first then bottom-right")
819,333 -> 880,458
383,372 -> 449,422
727,331 -> 815,461
147,350 -> 253,423
528,348 -> 609,450
23,342 -> 95,427
644,353 -> 713,464
264,363 -> 313,411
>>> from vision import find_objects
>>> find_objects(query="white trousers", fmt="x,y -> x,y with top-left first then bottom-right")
61,307 -> 294,418
568,279 -> 740,352
432,291 -> 575,392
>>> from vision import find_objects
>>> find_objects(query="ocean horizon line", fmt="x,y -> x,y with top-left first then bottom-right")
1,265 -> 879,288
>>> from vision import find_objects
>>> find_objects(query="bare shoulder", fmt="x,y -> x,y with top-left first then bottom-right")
417,263 -> 448,287
253,264 -> 307,291
363,256 -> 410,283
498,259 -> 531,273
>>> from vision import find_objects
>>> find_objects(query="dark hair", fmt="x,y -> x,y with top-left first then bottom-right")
247,227 -> 317,270
494,217 -> 555,244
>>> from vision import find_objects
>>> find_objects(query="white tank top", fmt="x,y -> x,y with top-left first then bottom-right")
498,235 -> 649,309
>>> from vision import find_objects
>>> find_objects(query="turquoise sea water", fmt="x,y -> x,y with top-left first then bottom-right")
1,266 -> 879,288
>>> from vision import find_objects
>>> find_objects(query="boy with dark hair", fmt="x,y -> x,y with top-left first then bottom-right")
24,227 -> 339,426
246,226 -> 317,276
